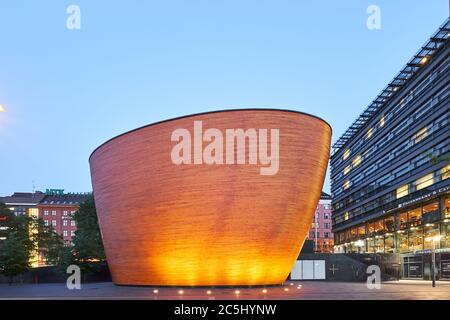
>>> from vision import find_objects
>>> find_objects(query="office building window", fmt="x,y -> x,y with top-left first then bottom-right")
44,210 -> 49,216
413,127 -> 428,144
441,165 -> 450,180
63,230 -> 68,237
71,231 -> 75,237
396,184 -> 409,199
352,155 -> 362,167
343,180 -> 351,190
51,220 -> 57,227
415,173 -> 434,191
44,220 -> 49,226
51,210 -> 57,216
343,148 -> 351,160
366,127 -> 373,140
344,165 -> 351,175
71,220 -> 76,227
63,220 -> 68,226
63,210 -> 68,216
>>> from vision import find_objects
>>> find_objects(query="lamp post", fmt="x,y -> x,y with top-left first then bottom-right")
425,235 -> 442,287
0,105 -> 5,113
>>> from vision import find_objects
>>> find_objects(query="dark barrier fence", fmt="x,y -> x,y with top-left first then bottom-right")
292,253 -> 400,282
0,263 -> 112,284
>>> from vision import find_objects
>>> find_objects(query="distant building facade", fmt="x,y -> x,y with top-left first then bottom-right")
37,189 -> 91,246
0,189 -> 91,267
307,192 -> 333,253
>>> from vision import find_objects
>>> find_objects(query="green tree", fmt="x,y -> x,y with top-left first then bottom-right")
37,220 -> 66,266
0,231 -> 29,285
427,152 -> 450,165
0,203 -> 62,283
71,196 -> 105,274
0,203 -> 32,284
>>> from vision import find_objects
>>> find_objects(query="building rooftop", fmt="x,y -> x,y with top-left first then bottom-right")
331,18 -> 450,158
320,192 -> 331,200
0,191 -> 46,205
39,193 -> 92,206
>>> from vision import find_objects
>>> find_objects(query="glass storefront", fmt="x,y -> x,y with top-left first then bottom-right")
445,197 -> 450,218
408,228 -> 423,252
374,237 -> 384,253
335,195 -> 450,254
423,225 -> 440,250
385,234 -> 395,253
398,231 -> 408,253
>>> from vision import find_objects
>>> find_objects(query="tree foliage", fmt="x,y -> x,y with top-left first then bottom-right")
61,196 -> 106,274
0,203 -> 63,283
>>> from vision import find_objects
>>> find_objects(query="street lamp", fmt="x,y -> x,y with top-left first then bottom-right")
0,105 -> 5,112
425,235 -> 442,287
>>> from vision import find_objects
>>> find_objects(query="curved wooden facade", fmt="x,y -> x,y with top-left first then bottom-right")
89,109 -> 331,286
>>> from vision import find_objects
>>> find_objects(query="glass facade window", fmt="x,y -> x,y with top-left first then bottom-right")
368,222 -> 375,236
357,225 -> 366,237
374,237 -> 384,253
342,149 -> 350,161
441,165 -> 450,181
385,235 -> 395,253
344,165 -> 351,175
352,155 -> 362,167
398,232 -> 408,253
408,207 -> 422,227
350,227 -> 357,240
399,212 -> 408,229
423,225 -> 440,250
443,223 -> 450,248
415,173 -> 434,191
445,197 -> 450,218
367,238 -> 375,253
366,127 -> 373,140
385,216 -> 396,232
396,184 -> 409,199
374,219 -> 384,233
408,228 -> 423,252
343,180 -> 351,190
413,127 -> 428,144
423,202 -> 439,215
379,115 -> 385,127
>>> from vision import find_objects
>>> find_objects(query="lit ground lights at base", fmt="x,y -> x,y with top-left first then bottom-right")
149,283 -> 303,298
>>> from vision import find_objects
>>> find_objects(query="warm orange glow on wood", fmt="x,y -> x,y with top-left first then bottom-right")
90,109 -> 331,286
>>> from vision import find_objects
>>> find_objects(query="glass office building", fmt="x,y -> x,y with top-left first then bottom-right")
330,19 -> 449,280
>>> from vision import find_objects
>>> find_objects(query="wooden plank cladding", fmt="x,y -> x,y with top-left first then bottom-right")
89,109 -> 331,286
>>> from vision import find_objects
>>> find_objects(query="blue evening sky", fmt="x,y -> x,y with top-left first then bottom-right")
0,1 -> 447,195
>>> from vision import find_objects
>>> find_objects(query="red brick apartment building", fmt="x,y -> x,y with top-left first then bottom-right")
307,192 -> 334,253
37,189 -> 91,246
